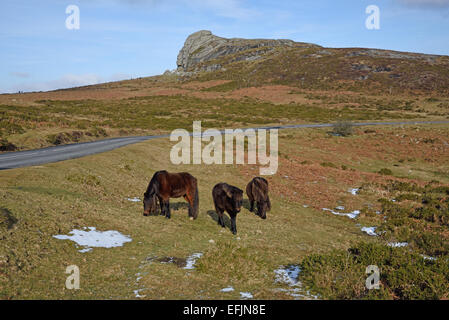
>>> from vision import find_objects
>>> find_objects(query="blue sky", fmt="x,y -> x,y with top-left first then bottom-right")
1,0 -> 449,93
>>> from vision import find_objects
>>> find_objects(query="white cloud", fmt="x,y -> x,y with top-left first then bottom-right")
9,72 -> 30,78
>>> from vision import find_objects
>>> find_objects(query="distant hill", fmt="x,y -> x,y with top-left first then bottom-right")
1,30 -> 449,152
176,30 -> 449,95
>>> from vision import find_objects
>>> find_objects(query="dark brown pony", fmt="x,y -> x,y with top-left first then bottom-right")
143,170 -> 199,220
246,177 -> 271,219
212,183 -> 243,234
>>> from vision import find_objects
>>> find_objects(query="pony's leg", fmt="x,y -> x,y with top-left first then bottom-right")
230,213 -> 237,235
218,211 -> 225,228
158,196 -> 164,216
165,200 -> 171,219
256,201 -> 261,217
214,204 -> 225,227
249,200 -> 255,212
185,193 -> 196,219
184,194 -> 192,218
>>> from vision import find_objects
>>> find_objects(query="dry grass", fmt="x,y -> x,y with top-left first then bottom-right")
1,120 -> 448,300
0,134 -> 370,299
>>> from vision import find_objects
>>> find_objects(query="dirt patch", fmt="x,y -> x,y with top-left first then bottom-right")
240,160 -> 391,210
181,80 -> 232,90
0,208 -> 18,231
225,85 -> 306,104
145,255 -> 188,268
240,127 -> 449,211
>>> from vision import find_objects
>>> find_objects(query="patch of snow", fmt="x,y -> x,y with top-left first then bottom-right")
184,252 -> 203,270
240,292 -> 253,299
274,265 -> 320,300
274,265 -> 301,286
361,227 -> 378,236
387,242 -> 408,248
220,287 -> 234,292
303,204 -> 309,208
348,188 -> 359,195
421,254 -> 437,261
322,208 -> 360,219
53,227 -> 132,252
134,289 -> 145,298
335,206 -> 345,211
276,288 -> 320,300
127,197 -> 141,202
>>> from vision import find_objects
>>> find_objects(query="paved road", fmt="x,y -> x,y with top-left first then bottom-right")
1,120 -> 448,170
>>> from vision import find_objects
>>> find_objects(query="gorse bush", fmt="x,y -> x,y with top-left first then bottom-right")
320,162 -> 338,168
0,138 -> 17,151
0,120 -> 25,135
376,181 -> 449,257
300,242 -> 449,300
331,121 -> 354,137
301,179 -> 449,299
378,168 -> 393,176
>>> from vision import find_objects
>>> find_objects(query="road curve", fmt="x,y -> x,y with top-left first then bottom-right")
1,120 -> 448,170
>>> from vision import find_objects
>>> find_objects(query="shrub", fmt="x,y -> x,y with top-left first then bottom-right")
320,162 -> 338,169
331,121 -> 354,137
0,138 -> 17,151
300,242 -> 449,300
377,183 -> 449,255
0,120 -> 25,135
410,232 -> 449,257
378,168 -> 393,176
47,133 -> 70,145
91,127 -> 108,137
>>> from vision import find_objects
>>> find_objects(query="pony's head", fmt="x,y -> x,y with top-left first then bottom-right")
223,184 -> 243,213
257,199 -> 271,219
143,191 -> 157,216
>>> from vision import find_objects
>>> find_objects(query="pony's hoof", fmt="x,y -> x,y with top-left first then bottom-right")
189,217 -> 194,221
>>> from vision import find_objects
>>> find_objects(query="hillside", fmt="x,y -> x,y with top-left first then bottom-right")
1,30 -> 449,152
1,31 -> 449,300
175,30 -> 449,95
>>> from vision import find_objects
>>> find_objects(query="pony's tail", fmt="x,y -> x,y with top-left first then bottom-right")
192,180 -> 199,219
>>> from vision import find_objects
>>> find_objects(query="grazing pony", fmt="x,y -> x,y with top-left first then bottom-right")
143,170 -> 199,220
246,177 -> 271,219
212,183 -> 243,234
